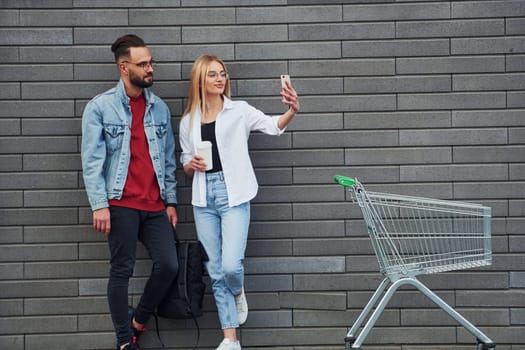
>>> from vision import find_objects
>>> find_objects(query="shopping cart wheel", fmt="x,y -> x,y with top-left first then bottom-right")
344,336 -> 360,350
476,340 -> 496,350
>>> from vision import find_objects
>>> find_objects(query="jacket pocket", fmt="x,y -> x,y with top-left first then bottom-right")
154,123 -> 168,153
154,123 -> 167,139
103,123 -> 125,153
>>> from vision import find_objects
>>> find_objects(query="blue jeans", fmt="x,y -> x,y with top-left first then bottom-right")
107,206 -> 178,346
193,171 -> 250,329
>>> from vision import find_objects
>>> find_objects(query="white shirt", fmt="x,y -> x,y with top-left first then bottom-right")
180,96 -> 285,207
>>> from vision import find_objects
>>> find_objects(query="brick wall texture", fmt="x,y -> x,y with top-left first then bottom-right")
1,0 -> 524,349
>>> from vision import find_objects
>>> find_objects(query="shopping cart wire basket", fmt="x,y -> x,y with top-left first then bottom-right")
334,175 -> 495,350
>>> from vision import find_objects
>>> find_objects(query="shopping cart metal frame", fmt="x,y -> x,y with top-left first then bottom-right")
334,175 -> 495,350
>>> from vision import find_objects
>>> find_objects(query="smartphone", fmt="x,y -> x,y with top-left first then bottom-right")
280,74 -> 291,88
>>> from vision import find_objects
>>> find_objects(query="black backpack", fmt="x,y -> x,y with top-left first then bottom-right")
155,235 -> 208,349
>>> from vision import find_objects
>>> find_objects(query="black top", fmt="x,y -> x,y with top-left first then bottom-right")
201,121 -> 223,173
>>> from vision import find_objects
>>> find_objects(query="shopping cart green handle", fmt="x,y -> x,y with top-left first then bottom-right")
334,174 -> 356,187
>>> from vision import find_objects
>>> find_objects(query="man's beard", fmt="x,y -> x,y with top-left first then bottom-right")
130,72 -> 153,88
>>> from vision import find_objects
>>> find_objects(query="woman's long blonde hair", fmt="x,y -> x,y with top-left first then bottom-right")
183,54 -> 231,120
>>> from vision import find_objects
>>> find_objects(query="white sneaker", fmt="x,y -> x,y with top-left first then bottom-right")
216,338 -> 241,350
235,289 -> 248,325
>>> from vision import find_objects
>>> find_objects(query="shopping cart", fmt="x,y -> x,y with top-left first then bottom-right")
334,175 -> 495,350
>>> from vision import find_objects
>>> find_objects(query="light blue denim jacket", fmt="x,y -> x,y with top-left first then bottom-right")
81,79 -> 177,211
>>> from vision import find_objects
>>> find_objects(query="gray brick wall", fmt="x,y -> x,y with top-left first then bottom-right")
0,1 -> 524,349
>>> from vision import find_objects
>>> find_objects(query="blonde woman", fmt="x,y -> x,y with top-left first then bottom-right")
179,55 -> 299,350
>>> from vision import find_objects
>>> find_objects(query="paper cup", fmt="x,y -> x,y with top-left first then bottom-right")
196,141 -> 213,171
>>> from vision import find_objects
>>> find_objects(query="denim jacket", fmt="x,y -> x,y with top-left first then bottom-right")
81,79 -> 177,211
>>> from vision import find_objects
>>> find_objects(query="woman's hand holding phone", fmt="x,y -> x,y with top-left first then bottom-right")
280,75 -> 299,113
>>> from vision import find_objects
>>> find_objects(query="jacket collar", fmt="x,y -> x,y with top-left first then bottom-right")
191,95 -> 233,127
223,95 -> 234,110
116,79 -> 155,106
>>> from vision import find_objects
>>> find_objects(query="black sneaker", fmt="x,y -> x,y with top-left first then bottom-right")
117,337 -> 140,350
128,306 -> 147,340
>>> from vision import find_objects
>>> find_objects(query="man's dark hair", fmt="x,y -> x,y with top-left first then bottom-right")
111,34 -> 146,62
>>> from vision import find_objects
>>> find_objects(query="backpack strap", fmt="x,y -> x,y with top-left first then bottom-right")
153,311 -> 200,350
153,313 -> 165,348
179,242 -> 190,308
190,312 -> 200,350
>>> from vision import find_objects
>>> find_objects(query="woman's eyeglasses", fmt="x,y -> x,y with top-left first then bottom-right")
207,71 -> 228,79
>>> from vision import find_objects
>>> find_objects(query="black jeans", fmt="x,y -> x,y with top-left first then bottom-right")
107,206 -> 178,346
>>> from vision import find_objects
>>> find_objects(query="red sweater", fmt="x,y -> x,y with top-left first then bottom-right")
109,93 -> 164,211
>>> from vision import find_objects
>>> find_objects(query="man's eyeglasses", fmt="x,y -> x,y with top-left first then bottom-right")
121,60 -> 157,70
207,71 -> 228,79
